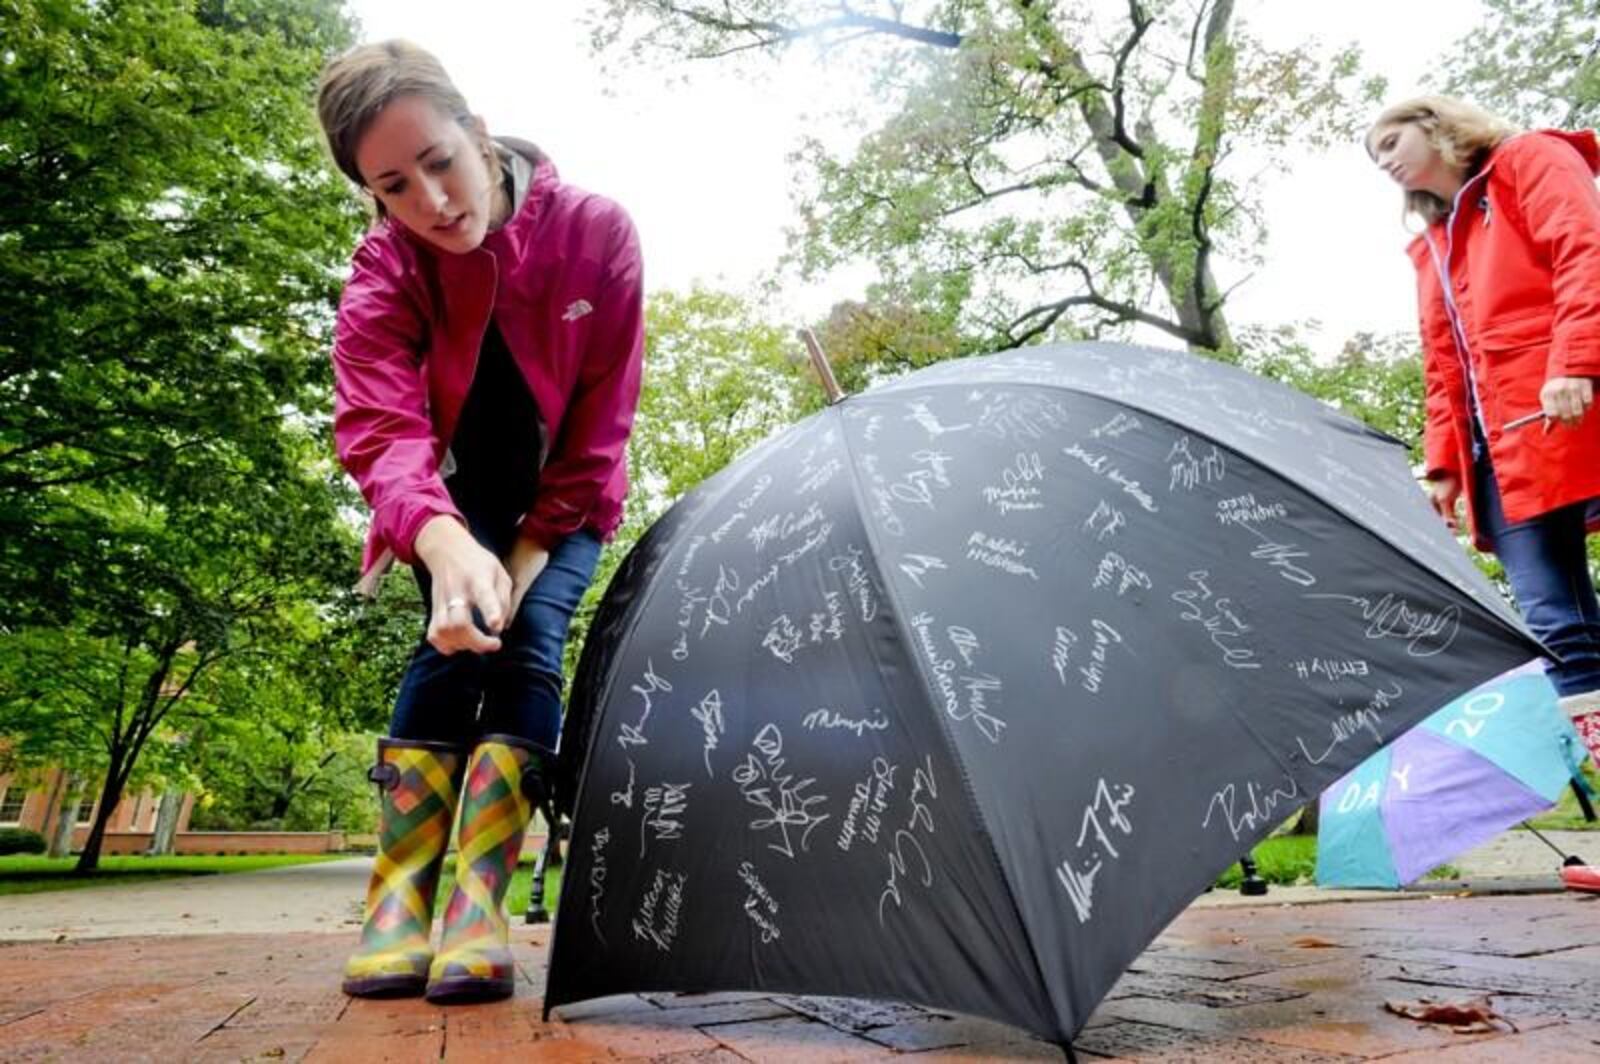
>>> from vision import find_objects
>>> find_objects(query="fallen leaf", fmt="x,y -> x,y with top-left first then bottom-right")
1384,996 -> 1516,1034
1292,936 -> 1340,949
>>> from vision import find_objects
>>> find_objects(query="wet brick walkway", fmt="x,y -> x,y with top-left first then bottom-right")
2,892 -> 1598,1061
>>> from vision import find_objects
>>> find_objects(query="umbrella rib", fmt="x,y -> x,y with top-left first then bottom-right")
544,445 -> 796,1010
829,402 -> 1066,1038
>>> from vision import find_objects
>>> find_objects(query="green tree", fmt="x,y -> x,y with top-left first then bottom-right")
593,1 -> 1381,357
1441,0 -> 1600,128
0,0 -> 363,871
1,0 -> 361,618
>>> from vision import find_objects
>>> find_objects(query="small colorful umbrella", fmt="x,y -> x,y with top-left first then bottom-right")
1316,661 -> 1589,888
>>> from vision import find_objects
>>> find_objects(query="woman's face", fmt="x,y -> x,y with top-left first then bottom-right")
1370,120 -> 1458,199
355,95 -> 498,254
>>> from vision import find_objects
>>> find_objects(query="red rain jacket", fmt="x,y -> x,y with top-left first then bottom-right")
332,143 -> 643,589
1408,129 -> 1600,549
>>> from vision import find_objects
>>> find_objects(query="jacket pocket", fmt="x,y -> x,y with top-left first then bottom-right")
1476,307 -> 1551,350
1478,337 -> 1547,432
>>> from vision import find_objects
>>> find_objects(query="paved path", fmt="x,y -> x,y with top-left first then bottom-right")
2,891 -> 1597,1061
0,858 -> 369,940
3,831 -> 1596,1059
5,830 -> 1592,939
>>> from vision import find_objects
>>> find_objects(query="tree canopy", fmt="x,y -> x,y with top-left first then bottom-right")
593,0 -> 1382,357
0,0 -> 363,869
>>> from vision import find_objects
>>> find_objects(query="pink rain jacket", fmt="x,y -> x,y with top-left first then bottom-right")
332,143 -> 643,589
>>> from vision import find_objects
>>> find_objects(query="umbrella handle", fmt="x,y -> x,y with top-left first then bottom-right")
799,328 -> 846,405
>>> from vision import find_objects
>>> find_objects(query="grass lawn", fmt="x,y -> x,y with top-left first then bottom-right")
0,854 -> 346,896
1525,763 -> 1600,831
435,858 -> 562,918
1213,836 -> 1318,888
1211,835 -> 1461,889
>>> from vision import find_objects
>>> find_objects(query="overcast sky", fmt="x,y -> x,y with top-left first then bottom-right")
343,0 -> 1486,355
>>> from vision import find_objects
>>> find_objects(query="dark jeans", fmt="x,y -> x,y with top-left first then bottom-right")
389,517 -> 603,752
1475,458 -> 1600,696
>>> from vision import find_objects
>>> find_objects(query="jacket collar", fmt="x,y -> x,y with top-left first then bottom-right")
482,142 -> 558,263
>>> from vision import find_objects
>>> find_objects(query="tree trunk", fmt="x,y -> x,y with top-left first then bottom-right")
47,773 -> 78,858
73,762 -> 128,874
148,791 -> 182,856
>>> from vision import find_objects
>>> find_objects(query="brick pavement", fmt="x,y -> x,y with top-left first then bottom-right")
2,892 -> 1598,1062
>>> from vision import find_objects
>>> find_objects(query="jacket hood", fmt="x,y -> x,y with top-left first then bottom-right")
1534,127 -> 1600,176
1404,128 -> 1599,261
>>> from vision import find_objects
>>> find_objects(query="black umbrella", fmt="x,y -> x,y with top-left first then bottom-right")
545,341 -> 1539,1049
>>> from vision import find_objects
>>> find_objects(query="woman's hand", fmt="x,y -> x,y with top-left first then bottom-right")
1426,473 -> 1462,532
413,515 -> 511,655
505,535 -> 550,621
1540,376 -> 1595,429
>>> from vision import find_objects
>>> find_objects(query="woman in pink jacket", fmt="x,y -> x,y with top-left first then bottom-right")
1368,96 -> 1600,889
316,41 -> 644,1000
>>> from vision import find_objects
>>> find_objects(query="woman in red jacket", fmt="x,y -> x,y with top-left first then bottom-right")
316,41 -> 644,1001
1367,95 -> 1600,853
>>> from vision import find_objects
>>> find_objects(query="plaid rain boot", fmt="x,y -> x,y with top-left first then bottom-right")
342,738 -> 466,998
425,735 -> 553,1003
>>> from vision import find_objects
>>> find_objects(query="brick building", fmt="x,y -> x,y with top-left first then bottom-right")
0,767 -> 194,853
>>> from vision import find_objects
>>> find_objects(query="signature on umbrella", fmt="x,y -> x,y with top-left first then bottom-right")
910,611 -> 1009,742
828,545 -> 881,620
1295,681 -> 1403,766
630,867 -> 687,954
732,723 -> 831,859
1303,592 -> 1461,657
739,861 -> 782,944
587,826 -> 610,946
1055,778 -> 1136,924
1203,773 -> 1303,842
1171,570 -> 1262,670
1083,499 -> 1127,541
879,755 -> 939,926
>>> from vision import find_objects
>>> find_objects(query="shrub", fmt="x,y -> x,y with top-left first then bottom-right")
0,828 -> 48,855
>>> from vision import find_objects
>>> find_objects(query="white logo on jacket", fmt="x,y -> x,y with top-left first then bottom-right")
563,299 -> 594,322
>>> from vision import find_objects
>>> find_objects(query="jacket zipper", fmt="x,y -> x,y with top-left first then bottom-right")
1424,169 -> 1494,453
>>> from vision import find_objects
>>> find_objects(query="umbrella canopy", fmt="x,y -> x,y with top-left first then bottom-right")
1316,661 -> 1587,888
547,342 -> 1541,1047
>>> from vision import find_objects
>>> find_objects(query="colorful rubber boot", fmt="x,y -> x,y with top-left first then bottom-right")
1561,691 -> 1600,769
342,738 -> 466,998
425,735 -> 552,1003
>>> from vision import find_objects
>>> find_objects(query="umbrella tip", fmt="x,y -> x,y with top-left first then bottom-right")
799,327 -> 847,405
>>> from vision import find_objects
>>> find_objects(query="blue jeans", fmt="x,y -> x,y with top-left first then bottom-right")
1474,459 -> 1600,696
389,521 -> 603,751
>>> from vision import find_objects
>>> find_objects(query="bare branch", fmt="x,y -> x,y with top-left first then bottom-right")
1007,291 -> 1206,348
1186,0 -> 1213,83
1110,0 -> 1156,159
658,1 -> 961,54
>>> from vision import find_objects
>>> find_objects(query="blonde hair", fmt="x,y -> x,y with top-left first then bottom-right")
1364,95 -> 1519,225
316,40 -> 478,205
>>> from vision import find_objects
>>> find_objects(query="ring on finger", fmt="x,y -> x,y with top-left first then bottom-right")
444,596 -> 467,611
